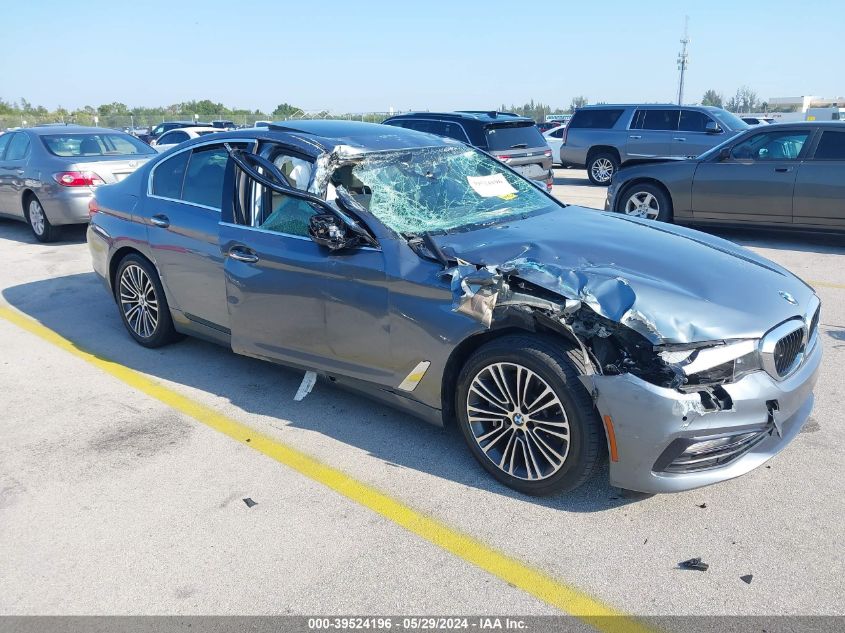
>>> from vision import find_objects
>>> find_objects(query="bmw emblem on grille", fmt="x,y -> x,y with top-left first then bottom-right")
779,291 -> 798,305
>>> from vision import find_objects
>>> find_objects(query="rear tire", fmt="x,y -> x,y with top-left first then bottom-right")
586,151 -> 619,186
24,194 -> 59,242
455,335 -> 604,496
114,254 -> 179,348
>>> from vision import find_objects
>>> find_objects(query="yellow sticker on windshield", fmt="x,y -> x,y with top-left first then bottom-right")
498,193 -> 517,201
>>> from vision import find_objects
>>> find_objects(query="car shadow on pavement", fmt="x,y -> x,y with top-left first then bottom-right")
2,271 -> 641,513
0,218 -> 88,245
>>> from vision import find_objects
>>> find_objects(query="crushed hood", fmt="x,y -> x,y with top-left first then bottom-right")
432,207 -> 815,344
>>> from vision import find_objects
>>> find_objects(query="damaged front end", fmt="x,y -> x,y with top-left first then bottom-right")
438,256 -> 821,493
440,257 -> 753,410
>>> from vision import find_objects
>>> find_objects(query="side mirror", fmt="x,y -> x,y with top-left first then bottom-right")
705,121 -> 722,134
308,213 -> 356,251
718,147 -> 731,161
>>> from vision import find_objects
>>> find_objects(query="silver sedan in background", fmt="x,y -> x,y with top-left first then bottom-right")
0,126 -> 156,241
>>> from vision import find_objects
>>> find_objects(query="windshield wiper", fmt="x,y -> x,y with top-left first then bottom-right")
509,143 -> 528,149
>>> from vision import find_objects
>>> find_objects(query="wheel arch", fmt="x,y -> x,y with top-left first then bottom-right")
440,323 -> 583,426
586,145 -> 621,164
109,246 -> 155,296
615,178 -> 674,217
20,188 -> 38,213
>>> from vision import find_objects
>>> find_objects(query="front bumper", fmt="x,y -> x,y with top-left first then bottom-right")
583,335 -> 822,493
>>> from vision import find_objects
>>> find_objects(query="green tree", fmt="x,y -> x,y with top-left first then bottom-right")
701,89 -> 723,107
272,102 -> 303,118
569,96 -> 588,112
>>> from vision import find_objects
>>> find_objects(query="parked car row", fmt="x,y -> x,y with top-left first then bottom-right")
0,126 -> 156,241
606,121 -> 845,231
77,120 -> 822,497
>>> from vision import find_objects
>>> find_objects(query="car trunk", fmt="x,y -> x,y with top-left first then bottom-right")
69,155 -> 153,185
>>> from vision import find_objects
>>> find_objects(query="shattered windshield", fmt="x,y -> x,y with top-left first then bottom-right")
338,146 -> 557,234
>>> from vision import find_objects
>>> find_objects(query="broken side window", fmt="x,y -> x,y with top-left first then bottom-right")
342,146 -> 556,234
241,143 -> 320,237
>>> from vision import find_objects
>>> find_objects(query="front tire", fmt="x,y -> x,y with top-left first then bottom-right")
586,151 -> 619,186
618,182 -> 672,222
25,195 -> 58,242
455,335 -> 604,496
114,254 -> 178,348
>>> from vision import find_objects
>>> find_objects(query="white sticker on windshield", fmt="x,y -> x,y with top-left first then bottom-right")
466,174 -> 518,198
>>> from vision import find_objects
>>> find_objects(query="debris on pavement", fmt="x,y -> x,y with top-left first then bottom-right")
741,574 -> 754,584
294,371 -> 318,401
243,498 -> 258,508
678,557 -> 709,572
698,503 -> 707,508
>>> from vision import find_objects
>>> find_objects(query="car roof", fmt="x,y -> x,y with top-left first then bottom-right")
162,126 -> 220,134
576,104 -> 724,111
23,125 -> 133,136
265,120 -> 454,152
387,111 -> 535,125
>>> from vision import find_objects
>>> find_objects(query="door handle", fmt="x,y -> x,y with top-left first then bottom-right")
629,135 -> 642,139
774,167 -> 793,173
150,214 -> 170,228
229,246 -> 259,263
673,137 -> 686,142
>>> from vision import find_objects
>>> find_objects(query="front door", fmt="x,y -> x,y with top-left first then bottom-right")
220,145 -> 392,384
691,128 -> 812,225
627,108 -> 680,158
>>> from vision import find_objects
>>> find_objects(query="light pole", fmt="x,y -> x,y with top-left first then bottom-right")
677,16 -> 690,106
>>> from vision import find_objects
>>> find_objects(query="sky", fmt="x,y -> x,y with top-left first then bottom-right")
2,0 -> 843,113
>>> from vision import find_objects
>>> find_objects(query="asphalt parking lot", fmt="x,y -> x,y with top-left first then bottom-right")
1,168 -> 843,622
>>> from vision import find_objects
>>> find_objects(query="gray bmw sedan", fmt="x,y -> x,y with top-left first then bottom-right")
87,121 -> 821,495
0,125 -> 156,241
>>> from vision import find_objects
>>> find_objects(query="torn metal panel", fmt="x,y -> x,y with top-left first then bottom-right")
428,207 -> 818,345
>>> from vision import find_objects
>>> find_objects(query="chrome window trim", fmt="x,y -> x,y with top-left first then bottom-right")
146,137 -> 256,204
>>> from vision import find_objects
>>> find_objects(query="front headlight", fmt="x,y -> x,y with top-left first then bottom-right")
657,339 -> 762,388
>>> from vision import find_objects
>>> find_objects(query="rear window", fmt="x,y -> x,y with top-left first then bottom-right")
484,123 -> 545,150
568,109 -> 624,129
42,133 -> 155,157
813,130 -> 845,160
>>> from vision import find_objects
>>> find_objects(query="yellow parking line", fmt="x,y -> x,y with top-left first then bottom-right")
0,305 -> 654,633
808,280 -> 845,290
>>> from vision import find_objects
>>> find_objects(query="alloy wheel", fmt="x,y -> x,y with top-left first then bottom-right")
624,191 -> 660,219
466,362 -> 570,481
28,199 -> 45,236
119,264 -> 159,339
590,158 -> 614,183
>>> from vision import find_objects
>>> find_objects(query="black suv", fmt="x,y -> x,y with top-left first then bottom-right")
383,111 -> 553,191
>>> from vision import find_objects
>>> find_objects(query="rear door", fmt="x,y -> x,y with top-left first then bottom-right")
691,128 -> 812,225
0,132 -> 16,215
793,128 -> 845,229
0,132 -> 31,218
627,109 -> 680,158
146,142 -> 245,332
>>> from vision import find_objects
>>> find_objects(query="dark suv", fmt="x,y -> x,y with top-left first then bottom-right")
383,111 -> 553,191
559,104 -> 749,185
